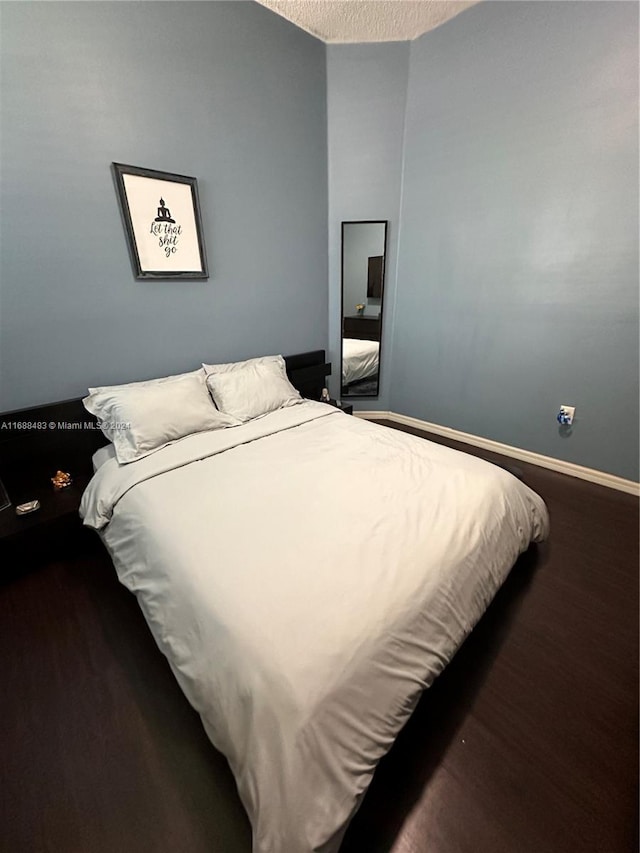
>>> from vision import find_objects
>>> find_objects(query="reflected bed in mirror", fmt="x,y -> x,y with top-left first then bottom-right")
341,220 -> 388,398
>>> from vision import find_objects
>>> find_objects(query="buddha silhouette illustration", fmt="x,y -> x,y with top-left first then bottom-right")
155,198 -> 175,224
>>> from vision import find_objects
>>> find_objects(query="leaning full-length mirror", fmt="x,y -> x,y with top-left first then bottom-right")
341,220 -> 388,398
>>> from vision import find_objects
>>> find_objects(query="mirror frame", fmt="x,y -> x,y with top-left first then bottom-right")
340,220 -> 389,399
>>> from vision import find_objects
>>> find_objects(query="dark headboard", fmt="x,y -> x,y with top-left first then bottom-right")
284,350 -> 331,401
0,351 -> 331,483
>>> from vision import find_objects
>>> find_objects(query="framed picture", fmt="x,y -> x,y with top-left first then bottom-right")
112,162 -> 209,280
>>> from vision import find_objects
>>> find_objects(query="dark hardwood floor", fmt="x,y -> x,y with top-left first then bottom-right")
1,420 -> 637,853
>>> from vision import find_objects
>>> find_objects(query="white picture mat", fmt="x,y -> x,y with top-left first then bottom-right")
122,173 -> 203,272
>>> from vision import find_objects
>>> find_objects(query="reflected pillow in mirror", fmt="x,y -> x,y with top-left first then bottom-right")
206,360 -> 302,422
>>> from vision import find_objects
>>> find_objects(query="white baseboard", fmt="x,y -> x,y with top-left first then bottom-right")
354,410 -> 639,496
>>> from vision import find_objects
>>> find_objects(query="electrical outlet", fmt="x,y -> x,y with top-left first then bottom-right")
559,405 -> 575,425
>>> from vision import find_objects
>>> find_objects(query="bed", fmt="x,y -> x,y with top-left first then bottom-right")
341,337 -> 379,387
79,353 -> 548,853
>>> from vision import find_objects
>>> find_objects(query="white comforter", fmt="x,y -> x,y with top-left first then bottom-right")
80,402 -> 548,853
342,338 -> 379,385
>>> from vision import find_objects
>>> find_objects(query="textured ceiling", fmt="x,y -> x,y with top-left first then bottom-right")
256,0 -> 479,43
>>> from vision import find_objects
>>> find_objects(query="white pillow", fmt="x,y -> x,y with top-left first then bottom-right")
86,368 -> 204,443
206,359 -> 301,422
92,443 -> 117,472
202,354 -> 286,377
83,371 -> 239,464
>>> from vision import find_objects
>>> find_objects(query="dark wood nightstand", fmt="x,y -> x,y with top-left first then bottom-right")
343,315 -> 380,342
0,397 -> 105,568
0,470 -> 94,575
0,471 -> 90,544
330,400 -> 353,415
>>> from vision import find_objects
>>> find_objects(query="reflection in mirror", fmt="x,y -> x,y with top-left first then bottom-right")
341,221 -> 388,398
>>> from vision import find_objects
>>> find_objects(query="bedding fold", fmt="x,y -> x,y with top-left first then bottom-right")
80,400 -> 337,529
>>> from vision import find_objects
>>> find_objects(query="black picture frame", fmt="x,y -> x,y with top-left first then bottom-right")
112,162 -> 209,280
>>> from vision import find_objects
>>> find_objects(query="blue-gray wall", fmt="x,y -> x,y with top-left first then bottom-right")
1,1 -> 328,410
390,1 -> 639,480
2,2 -> 637,480
327,43 -> 409,409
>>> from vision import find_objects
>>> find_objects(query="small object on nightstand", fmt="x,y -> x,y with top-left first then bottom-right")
16,500 -> 41,516
321,387 -> 331,403
51,470 -> 72,490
